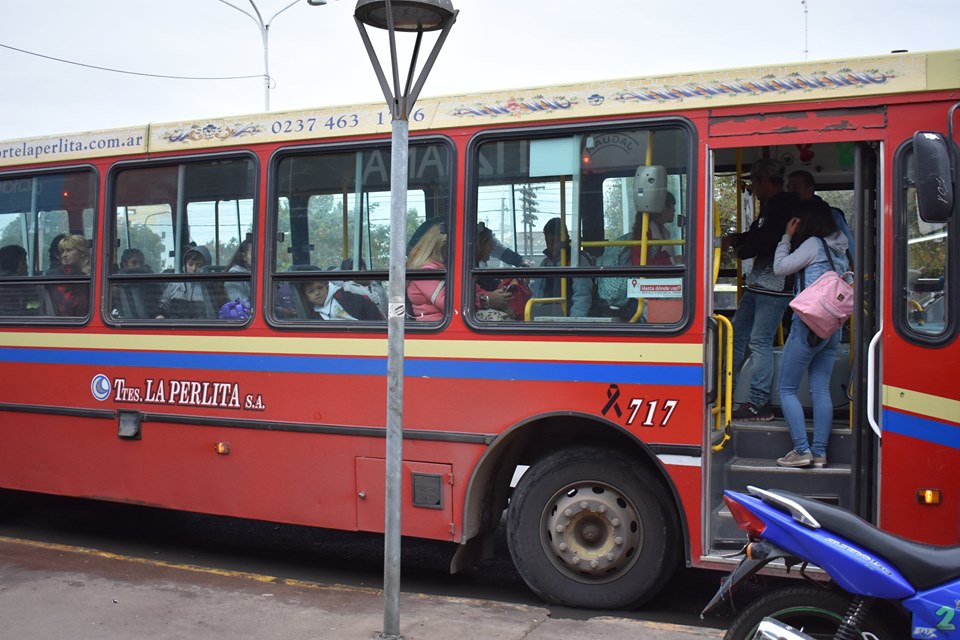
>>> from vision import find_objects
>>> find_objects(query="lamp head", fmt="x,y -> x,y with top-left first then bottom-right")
355,0 -> 455,32
307,0 -> 327,5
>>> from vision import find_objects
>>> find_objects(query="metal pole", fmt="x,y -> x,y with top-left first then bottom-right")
381,116 -> 408,640
262,24 -> 271,110
354,6 -> 457,638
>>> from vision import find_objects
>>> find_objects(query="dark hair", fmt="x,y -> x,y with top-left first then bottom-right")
120,248 -> 145,268
227,239 -> 252,270
0,244 -> 26,272
750,157 -> 785,187
794,198 -> 837,247
48,234 -> 66,264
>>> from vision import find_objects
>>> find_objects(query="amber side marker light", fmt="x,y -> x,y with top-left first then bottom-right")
215,442 -> 231,455
917,489 -> 941,505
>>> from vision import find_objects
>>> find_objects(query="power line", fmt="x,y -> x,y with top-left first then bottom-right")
0,41 -> 263,81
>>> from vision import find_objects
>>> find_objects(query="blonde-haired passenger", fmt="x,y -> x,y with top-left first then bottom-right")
406,220 -> 447,321
48,233 -> 90,316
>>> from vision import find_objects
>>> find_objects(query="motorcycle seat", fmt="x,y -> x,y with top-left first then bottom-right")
765,490 -> 960,591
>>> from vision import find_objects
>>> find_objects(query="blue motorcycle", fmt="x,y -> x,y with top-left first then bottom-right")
702,486 -> 960,639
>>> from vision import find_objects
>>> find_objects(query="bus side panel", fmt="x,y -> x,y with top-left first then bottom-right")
879,415 -> 960,544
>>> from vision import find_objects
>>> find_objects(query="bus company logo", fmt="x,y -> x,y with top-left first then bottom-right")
90,374 -> 112,402
90,375 -> 266,412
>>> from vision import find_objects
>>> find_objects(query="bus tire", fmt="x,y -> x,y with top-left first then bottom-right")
723,585 -> 898,640
506,447 -> 678,609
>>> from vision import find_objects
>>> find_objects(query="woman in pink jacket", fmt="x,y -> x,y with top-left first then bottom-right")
406,221 -> 447,321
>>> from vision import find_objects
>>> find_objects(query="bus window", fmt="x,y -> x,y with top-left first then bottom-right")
271,142 -> 452,324
0,171 -> 96,319
107,157 -> 256,322
898,148 -> 951,339
470,126 -> 690,326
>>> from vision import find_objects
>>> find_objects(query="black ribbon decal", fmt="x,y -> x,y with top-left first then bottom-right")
602,384 -> 622,418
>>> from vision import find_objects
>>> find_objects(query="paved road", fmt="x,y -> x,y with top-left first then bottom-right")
0,491 -> 736,638
0,535 -> 725,640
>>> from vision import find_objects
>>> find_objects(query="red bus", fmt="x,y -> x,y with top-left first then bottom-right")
0,48 -> 957,609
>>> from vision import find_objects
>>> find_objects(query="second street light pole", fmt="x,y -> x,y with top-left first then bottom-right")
353,1 -> 456,638
217,0 -> 328,112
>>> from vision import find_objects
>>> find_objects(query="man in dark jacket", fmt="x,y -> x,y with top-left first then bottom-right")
723,158 -> 799,421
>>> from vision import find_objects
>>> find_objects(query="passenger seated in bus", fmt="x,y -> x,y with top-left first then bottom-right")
772,199 -> 849,468
47,234 -> 90,317
529,218 -> 594,317
44,234 -> 66,274
407,220 -> 448,321
0,244 -> 40,316
155,246 -> 214,319
112,248 -> 160,319
475,223 -> 522,321
224,239 -> 252,306
300,279 -> 382,321
597,191 -> 681,317
337,257 -> 388,318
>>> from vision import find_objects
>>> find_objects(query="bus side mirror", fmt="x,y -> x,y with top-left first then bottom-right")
913,131 -> 954,223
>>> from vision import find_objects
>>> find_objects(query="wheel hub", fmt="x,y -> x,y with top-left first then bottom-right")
544,486 -> 642,577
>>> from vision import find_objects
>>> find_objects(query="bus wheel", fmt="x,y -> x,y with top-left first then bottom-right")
506,447 -> 677,609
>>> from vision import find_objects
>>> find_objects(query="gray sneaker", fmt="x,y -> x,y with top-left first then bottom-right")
777,449 -> 813,468
813,455 -> 827,468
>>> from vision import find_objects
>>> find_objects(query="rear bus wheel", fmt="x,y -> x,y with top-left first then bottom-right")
506,448 -> 678,609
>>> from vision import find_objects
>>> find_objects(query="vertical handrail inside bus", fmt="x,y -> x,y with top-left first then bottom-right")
629,132 -> 656,323
711,313 -> 734,451
28,178 -> 39,275
176,165 -> 187,272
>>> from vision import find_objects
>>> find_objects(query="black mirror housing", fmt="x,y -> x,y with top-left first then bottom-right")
913,131 -> 954,223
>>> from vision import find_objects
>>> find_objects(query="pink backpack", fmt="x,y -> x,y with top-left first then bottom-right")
788,239 -> 854,339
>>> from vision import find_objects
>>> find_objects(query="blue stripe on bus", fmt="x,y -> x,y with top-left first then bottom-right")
883,409 -> 960,451
0,347 -> 702,386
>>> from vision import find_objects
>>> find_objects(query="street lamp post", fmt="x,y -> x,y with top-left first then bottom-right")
353,2 -> 456,639
217,0 -> 328,111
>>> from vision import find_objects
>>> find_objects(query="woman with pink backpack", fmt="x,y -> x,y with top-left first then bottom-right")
771,199 -> 851,469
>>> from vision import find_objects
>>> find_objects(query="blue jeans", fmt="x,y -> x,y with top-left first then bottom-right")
731,290 -> 790,406
777,315 -> 840,457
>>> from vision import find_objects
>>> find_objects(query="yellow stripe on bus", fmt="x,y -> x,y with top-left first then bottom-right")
0,332 -> 703,365
884,386 -> 960,426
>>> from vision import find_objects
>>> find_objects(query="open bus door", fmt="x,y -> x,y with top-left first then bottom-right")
705,131 -> 883,555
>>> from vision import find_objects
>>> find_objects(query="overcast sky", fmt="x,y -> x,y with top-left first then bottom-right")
1,0 -> 957,142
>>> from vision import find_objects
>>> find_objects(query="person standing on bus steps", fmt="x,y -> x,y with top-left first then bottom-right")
787,170 -> 855,263
722,158 -> 799,422
48,234 -> 91,317
155,245 -> 213,319
772,199 -> 849,467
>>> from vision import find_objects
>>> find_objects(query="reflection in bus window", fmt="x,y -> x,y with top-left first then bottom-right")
902,150 -> 950,337
271,143 -> 451,324
472,127 -> 689,325
0,171 -> 96,320
107,158 -> 256,322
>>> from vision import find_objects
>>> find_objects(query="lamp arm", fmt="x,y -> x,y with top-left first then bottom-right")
404,10 -> 458,117
355,18 -> 398,116
265,0 -> 302,27
216,0 -> 264,29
